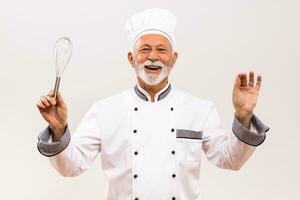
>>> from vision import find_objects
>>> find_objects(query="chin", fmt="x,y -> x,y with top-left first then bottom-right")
144,77 -> 167,86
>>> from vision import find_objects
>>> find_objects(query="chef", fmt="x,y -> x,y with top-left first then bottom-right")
37,8 -> 270,200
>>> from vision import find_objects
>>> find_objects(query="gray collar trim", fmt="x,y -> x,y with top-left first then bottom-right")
134,84 -> 172,102
158,84 -> 172,101
134,86 -> 149,101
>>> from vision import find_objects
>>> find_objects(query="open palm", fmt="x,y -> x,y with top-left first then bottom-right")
232,72 -> 262,117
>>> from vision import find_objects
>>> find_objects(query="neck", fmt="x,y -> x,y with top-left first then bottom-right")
137,77 -> 169,102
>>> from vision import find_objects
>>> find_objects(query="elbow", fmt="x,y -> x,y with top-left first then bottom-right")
50,158 -> 84,177
59,172 -> 73,177
230,163 -> 243,171
228,158 -> 247,171
217,158 -> 245,171
58,170 -> 81,177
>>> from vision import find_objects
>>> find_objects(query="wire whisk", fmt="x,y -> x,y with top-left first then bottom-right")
53,36 -> 72,99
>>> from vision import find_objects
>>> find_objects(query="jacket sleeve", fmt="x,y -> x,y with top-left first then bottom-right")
201,105 -> 269,170
37,104 -> 102,177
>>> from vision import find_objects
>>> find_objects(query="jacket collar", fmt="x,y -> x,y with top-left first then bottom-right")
134,82 -> 172,102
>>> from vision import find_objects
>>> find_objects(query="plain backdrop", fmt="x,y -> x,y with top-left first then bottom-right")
0,0 -> 299,199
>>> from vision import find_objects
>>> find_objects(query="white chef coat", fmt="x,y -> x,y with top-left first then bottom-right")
37,82 -> 269,200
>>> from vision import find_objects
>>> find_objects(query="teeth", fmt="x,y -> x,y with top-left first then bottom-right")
145,65 -> 161,69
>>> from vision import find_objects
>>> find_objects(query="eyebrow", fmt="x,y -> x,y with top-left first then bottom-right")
138,44 -> 151,49
138,44 -> 168,49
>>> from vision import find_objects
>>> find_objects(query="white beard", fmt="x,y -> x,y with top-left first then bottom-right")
134,60 -> 172,86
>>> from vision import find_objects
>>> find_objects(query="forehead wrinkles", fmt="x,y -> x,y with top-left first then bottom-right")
132,44 -> 173,59
133,34 -> 172,51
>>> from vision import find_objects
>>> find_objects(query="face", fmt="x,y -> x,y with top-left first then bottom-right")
128,34 -> 178,86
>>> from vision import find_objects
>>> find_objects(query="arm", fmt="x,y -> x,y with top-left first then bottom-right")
38,106 -> 101,177
36,90 -> 101,177
202,72 -> 269,170
202,106 -> 269,170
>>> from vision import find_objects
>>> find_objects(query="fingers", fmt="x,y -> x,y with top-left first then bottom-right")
36,89 -> 67,113
36,90 -> 58,111
255,75 -> 262,90
45,90 -> 57,106
249,71 -> 254,87
233,75 -> 241,92
56,92 -> 67,109
46,89 -> 66,108
36,96 -> 49,110
48,89 -> 54,97
36,100 -> 46,110
236,72 -> 262,89
40,96 -> 50,107
238,73 -> 247,87
47,96 -> 57,106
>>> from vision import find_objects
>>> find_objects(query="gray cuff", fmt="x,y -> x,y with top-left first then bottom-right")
37,125 -> 71,157
232,114 -> 270,146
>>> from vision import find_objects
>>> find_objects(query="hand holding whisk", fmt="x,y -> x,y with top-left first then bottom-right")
53,37 -> 72,99
36,37 -> 72,138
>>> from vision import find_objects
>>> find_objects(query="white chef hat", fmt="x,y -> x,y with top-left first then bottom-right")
125,8 -> 177,51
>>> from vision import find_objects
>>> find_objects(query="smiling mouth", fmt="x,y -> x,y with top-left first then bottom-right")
144,65 -> 162,70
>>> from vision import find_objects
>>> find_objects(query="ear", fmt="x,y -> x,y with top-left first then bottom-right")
127,51 -> 134,68
170,51 -> 178,67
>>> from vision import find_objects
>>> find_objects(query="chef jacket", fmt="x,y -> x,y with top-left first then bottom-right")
37,82 -> 269,200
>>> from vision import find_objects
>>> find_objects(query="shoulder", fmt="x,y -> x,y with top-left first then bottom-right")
173,88 -> 214,110
171,88 -> 217,126
90,88 -> 133,112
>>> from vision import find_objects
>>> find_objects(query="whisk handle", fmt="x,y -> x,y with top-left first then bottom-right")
54,77 -> 61,99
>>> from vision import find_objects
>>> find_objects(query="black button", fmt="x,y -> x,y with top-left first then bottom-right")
134,107 -> 138,111
133,129 -> 137,133
134,151 -> 138,155
135,198 -> 139,200
171,150 -> 175,155
172,197 -> 176,200
172,174 -> 176,178
171,128 -> 175,132
134,174 -> 138,178
170,107 -> 174,111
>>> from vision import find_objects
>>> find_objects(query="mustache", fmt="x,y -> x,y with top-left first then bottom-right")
140,60 -> 166,68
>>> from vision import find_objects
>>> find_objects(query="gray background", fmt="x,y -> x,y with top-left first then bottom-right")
0,0 -> 299,199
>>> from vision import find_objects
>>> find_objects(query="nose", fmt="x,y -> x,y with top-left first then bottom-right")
147,50 -> 159,62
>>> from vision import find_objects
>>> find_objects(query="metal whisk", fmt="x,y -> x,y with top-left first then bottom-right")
53,36 -> 72,99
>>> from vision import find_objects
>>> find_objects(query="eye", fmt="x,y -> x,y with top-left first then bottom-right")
139,48 -> 150,53
158,48 -> 167,52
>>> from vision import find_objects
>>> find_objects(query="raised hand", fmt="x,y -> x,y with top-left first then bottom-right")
36,90 -> 68,140
232,72 -> 262,128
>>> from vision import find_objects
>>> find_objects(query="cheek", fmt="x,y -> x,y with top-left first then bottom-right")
160,55 -> 172,66
134,54 -> 148,64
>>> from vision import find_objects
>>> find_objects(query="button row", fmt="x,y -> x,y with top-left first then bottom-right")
135,197 -> 176,200
134,107 -> 174,111
133,106 -> 175,200
133,173 -> 176,179
133,150 -> 175,155
133,128 -> 175,133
